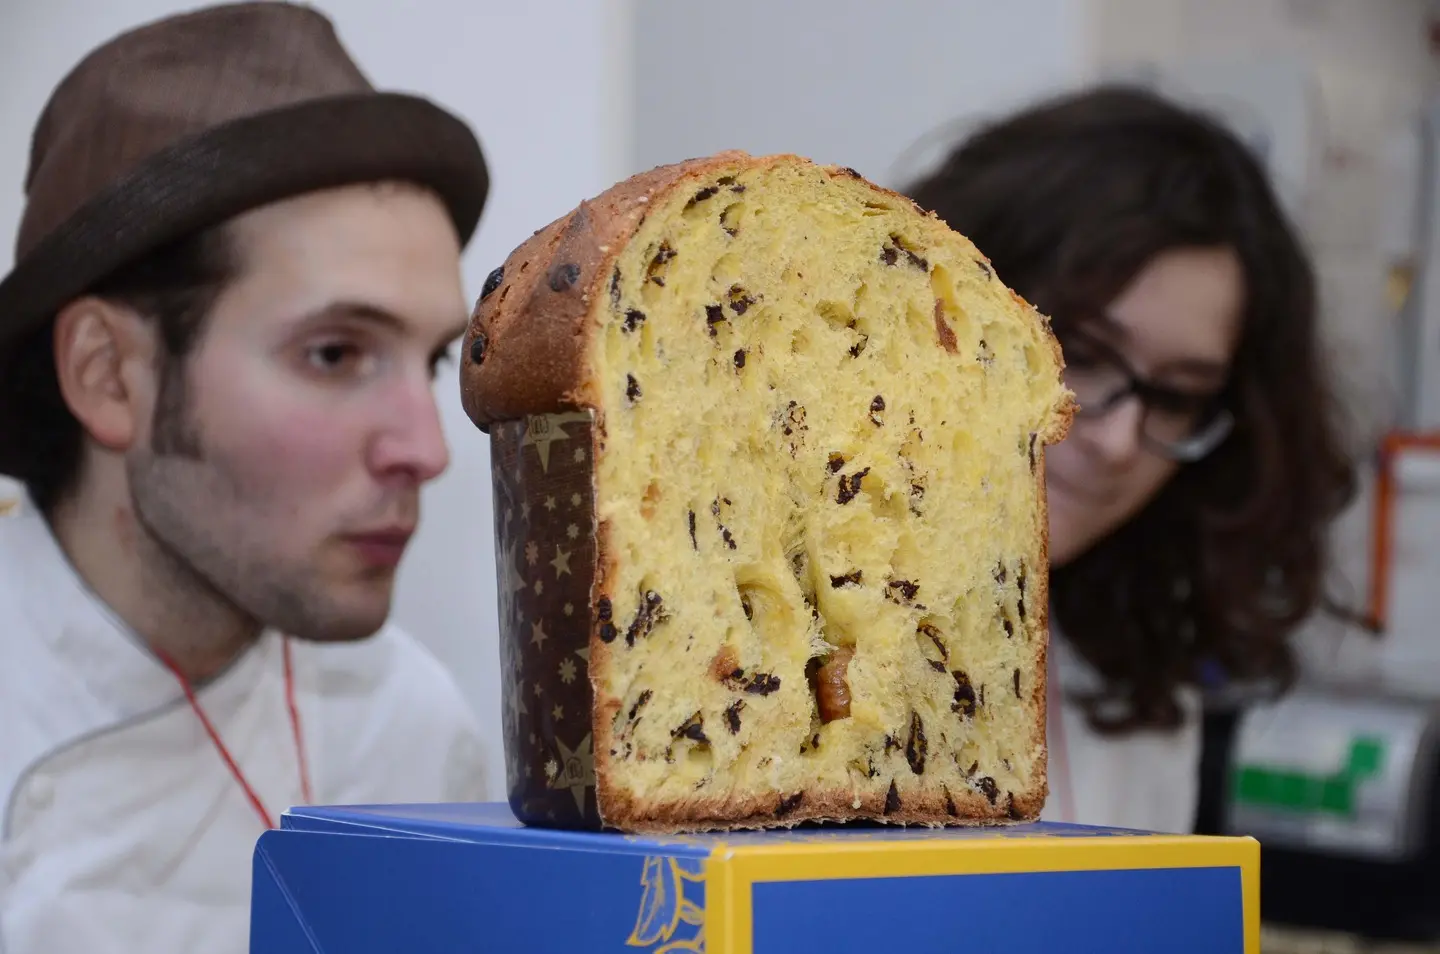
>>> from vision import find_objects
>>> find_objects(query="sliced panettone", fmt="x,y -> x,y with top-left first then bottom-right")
461,151 -> 1073,832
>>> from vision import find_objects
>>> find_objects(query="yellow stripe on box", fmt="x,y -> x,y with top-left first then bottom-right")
701,835 -> 1260,954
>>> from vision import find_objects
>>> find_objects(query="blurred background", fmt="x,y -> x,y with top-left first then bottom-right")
4,0 -> 1440,948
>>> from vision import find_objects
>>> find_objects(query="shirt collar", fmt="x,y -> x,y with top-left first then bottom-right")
2,492 -> 274,719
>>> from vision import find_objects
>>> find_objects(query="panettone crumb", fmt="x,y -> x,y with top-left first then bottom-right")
585,159 -> 1069,828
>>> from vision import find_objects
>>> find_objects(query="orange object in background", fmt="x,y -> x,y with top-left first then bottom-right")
1368,431 -> 1440,633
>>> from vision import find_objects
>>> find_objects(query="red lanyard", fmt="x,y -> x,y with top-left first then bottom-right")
156,636 -> 314,830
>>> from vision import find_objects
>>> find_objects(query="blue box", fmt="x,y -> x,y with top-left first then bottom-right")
251,802 -> 1258,953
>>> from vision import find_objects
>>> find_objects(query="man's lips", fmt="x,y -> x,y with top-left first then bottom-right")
343,527 -> 414,568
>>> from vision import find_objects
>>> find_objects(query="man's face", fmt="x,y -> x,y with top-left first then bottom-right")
127,182 -> 467,642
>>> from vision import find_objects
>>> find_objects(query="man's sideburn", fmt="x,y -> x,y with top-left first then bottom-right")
126,347 -> 270,648
149,349 -> 206,459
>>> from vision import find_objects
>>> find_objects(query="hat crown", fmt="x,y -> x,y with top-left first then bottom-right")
19,1 -> 373,260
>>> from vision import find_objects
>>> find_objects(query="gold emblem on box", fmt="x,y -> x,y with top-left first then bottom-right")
627,855 -> 705,953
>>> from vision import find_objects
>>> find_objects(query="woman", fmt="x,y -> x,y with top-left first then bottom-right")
904,86 -> 1358,833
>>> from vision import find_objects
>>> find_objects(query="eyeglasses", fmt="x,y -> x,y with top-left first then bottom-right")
1058,326 -> 1233,463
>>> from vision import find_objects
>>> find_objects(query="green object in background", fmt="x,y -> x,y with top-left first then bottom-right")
1232,737 -> 1386,818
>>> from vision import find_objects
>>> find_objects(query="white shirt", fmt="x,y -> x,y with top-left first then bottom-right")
1042,630 -> 1203,834
0,496 -> 489,954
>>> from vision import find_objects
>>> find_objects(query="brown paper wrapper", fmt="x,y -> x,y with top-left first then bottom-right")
490,410 -> 604,829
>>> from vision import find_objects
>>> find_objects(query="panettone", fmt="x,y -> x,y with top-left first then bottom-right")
461,152 -> 1073,832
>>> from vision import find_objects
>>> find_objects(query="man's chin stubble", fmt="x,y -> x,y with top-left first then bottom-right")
127,464 -> 355,645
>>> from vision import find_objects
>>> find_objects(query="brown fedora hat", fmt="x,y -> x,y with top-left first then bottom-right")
0,0 -> 489,356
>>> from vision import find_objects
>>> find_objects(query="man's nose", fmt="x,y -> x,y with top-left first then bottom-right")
367,379 -> 451,485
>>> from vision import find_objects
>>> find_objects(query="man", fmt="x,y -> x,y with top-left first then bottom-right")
0,4 -> 492,951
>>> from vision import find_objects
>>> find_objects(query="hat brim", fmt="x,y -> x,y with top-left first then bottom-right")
0,91 -> 489,352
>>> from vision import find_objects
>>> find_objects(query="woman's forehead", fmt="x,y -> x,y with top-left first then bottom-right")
1101,246 -> 1244,373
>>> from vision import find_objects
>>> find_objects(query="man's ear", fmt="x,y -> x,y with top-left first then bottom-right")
52,297 -> 157,453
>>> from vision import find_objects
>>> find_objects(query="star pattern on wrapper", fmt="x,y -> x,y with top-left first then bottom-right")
499,640 -> 527,784
550,733 -> 596,813
497,537 -> 527,627
521,413 -> 574,473
494,410 -> 602,826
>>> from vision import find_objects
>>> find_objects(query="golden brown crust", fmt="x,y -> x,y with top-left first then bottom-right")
1028,442 -> 1054,814
591,507 -> 623,821
602,778 -> 1038,834
462,151 -> 757,429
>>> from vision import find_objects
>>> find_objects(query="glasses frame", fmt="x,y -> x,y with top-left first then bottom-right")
1059,325 -> 1234,464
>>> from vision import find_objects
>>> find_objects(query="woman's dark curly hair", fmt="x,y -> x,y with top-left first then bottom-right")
904,85 -> 1359,733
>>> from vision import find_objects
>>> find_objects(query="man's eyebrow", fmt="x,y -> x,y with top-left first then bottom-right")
297,302 -> 468,347
294,300 -> 408,331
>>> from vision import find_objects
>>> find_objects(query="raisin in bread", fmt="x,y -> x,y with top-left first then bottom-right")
461,151 -> 1073,833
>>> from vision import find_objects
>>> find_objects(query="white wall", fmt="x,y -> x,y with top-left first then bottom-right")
629,0 -> 1092,190
0,0 -> 631,795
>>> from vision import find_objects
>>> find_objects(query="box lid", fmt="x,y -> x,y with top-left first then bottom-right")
255,802 -> 1259,954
